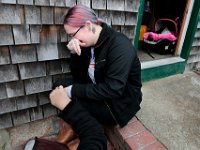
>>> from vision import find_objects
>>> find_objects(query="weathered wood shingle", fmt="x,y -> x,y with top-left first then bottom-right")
24,76 -> 52,95
38,92 -> 50,105
125,0 -> 140,12
190,46 -> 200,55
10,45 -> 37,64
36,26 -> 59,60
12,109 -> 30,126
77,0 -> 90,7
112,26 -> 122,32
0,46 -> 10,65
24,6 -> 41,24
58,44 -> 70,58
37,44 -> 59,61
30,25 -> 41,44
49,0 -> 76,7
111,11 -> 125,26
0,113 -> 13,129
0,5 -> 23,24
0,26 -> 14,46
17,0 -> 34,5
18,62 -> 46,80
0,83 -> 7,100
98,10 -> 112,25
54,7 -> 68,25
107,0 -> 125,11
61,60 -> 70,73
0,65 -> 19,83
121,26 -> 135,39
35,0 -> 50,6
46,60 -> 62,75
59,26 -> 68,42
43,104 -> 57,118
188,54 -> 200,63
92,0 -> 106,10
0,0 -> 16,4
188,18 -> 200,71
125,12 -> 137,25
40,26 -> 59,44
0,98 -> 17,115
6,81 -> 25,98
41,7 -> 54,24
13,25 -> 31,45
16,95 -> 37,110
30,106 -> 43,121
192,38 -> 200,47
194,29 -> 200,38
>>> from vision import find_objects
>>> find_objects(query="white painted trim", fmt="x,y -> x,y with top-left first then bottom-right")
141,57 -> 185,69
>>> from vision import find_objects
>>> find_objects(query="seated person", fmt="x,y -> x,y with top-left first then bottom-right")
54,4 -> 142,128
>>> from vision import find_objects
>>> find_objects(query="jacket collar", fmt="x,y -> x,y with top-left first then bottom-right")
94,23 -> 112,49
82,23 -> 112,58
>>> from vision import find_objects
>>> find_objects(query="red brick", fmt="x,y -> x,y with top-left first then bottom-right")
143,141 -> 167,150
128,117 -> 138,124
125,130 -> 156,150
117,120 -> 145,139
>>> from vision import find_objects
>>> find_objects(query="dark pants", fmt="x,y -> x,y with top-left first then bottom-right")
77,98 -> 116,125
53,79 -> 117,126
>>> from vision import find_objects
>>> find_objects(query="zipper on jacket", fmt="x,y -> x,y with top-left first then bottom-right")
104,100 -> 119,125
96,59 -> 106,65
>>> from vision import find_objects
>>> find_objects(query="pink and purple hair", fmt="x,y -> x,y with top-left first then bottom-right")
64,4 -> 103,27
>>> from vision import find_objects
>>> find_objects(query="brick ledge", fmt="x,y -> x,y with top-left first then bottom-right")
104,117 -> 167,150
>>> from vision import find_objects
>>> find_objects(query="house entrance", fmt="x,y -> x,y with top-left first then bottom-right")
138,0 -> 190,62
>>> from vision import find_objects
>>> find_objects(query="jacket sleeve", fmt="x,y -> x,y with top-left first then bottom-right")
70,52 -> 89,83
59,101 -> 107,150
72,35 -> 137,101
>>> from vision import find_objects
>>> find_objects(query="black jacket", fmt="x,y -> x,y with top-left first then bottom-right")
70,23 -> 142,127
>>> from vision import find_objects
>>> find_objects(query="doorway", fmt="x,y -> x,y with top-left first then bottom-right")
138,0 -> 190,62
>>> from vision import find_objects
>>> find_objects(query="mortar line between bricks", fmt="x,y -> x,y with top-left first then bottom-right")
139,140 -> 157,150
123,129 -> 146,140
137,119 -> 167,148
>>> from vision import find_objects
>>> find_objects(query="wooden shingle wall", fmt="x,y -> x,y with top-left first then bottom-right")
0,0 -> 140,129
186,18 -> 200,71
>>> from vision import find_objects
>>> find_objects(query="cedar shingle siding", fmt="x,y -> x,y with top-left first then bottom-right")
0,0 -> 140,129
186,17 -> 200,71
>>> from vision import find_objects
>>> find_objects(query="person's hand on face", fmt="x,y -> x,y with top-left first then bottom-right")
67,38 -> 86,56
49,85 -> 71,110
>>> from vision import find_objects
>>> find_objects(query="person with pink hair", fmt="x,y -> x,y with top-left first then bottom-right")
52,3 -> 142,139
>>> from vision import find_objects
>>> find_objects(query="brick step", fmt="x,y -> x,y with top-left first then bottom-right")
5,116 -> 166,150
104,117 -> 167,150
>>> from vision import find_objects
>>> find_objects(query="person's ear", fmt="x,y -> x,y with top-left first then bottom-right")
85,21 -> 92,31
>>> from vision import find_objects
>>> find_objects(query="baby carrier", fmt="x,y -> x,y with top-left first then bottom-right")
143,17 -> 179,56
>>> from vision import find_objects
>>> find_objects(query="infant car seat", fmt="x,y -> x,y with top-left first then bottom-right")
143,17 -> 179,55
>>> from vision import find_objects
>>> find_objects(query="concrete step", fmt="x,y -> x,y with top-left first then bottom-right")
137,72 -> 200,150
